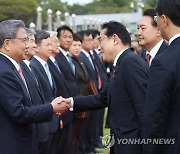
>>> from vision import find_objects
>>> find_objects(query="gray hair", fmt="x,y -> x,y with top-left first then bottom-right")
25,28 -> 36,36
0,19 -> 25,48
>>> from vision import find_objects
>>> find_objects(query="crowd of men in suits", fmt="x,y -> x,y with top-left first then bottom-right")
0,0 -> 180,154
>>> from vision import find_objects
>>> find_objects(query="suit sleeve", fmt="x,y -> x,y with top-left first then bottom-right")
0,71 -> 53,123
143,58 -> 172,154
124,56 -> 149,135
73,82 -> 108,112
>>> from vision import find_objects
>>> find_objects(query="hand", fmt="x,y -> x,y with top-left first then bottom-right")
61,97 -> 71,106
51,97 -> 70,116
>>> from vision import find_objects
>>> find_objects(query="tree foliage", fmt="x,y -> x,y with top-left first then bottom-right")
0,0 -> 38,25
0,0 -> 158,27
67,0 -> 133,15
146,0 -> 158,7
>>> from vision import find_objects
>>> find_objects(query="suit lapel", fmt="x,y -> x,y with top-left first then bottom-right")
21,62 -> 44,100
108,49 -> 131,105
156,41 -> 168,56
56,51 -> 77,79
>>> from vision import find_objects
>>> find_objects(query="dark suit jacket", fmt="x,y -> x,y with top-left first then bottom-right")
0,54 -> 53,154
47,58 -> 73,126
92,50 -> 108,89
30,57 -> 59,133
55,50 -> 79,97
143,37 -> 180,154
78,51 -> 98,88
20,61 -> 50,142
73,49 -> 149,154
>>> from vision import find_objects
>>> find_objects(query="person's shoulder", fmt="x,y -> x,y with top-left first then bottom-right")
125,50 -> 147,65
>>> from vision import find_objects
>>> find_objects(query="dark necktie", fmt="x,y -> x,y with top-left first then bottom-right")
146,53 -> 151,66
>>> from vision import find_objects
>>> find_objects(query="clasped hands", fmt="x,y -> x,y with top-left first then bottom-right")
51,96 -> 72,116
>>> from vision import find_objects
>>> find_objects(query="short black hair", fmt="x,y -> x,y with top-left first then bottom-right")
156,0 -> 180,26
73,33 -> 82,43
143,9 -> 157,27
102,21 -> 131,46
57,25 -> 73,38
89,29 -> 100,39
77,30 -> 91,41
35,30 -> 50,44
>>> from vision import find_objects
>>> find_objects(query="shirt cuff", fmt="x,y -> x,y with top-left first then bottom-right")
69,97 -> 74,111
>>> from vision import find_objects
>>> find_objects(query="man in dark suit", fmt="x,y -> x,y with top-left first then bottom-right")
20,28 -> 53,154
55,25 -> 79,154
90,29 -> 108,147
47,33 -> 73,154
62,21 -> 149,154
137,9 -> 168,66
30,30 -> 60,154
0,20 -> 70,154
56,25 -> 79,97
77,30 -> 103,153
143,0 -> 180,154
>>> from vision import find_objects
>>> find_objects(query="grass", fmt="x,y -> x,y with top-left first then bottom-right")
96,108 -> 110,154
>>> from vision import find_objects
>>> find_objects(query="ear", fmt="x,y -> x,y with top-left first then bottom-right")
3,39 -> 11,51
112,34 -> 119,45
156,27 -> 162,37
162,15 -> 168,28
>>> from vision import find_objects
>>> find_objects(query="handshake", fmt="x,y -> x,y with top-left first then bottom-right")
51,96 -> 72,116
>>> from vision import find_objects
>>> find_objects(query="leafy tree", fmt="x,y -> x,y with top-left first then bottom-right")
0,0 -> 38,25
37,0 -> 68,24
146,0 -> 158,7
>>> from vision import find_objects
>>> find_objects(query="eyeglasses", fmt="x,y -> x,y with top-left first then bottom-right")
154,15 -> 158,23
98,36 -> 108,43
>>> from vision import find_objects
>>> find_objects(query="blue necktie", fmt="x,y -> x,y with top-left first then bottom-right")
54,60 -> 62,73
44,63 -> 53,87
67,54 -> 75,75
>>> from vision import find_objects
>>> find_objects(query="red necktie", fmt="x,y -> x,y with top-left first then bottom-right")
91,53 -> 102,90
146,53 -> 151,66
18,66 -> 26,82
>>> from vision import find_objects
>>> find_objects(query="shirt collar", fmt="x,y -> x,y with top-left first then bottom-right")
23,59 -> 30,68
59,47 -> 69,57
49,56 -> 55,63
0,52 -> 19,71
147,39 -> 164,59
169,34 -> 180,45
34,55 -> 47,67
81,49 -> 90,57
113,48 -> 128,67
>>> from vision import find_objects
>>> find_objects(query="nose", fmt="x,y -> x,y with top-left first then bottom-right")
137,28 -> 142,36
